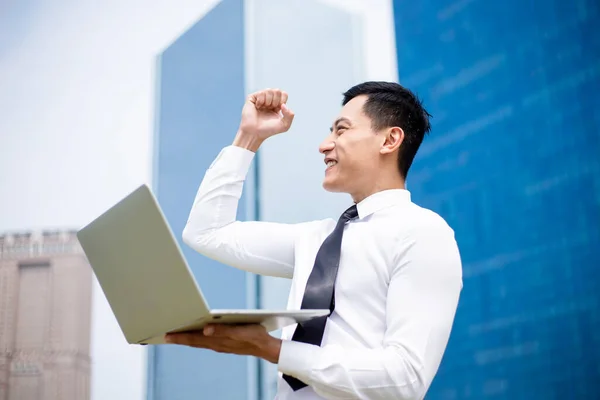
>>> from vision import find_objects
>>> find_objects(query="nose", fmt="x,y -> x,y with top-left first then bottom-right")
319,134 -> 335,154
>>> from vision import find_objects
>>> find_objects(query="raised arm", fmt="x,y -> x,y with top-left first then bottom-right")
277,219 -> 463,399
182,89 -> 305,279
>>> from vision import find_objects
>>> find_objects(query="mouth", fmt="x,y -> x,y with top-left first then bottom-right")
325,158 -> 338,169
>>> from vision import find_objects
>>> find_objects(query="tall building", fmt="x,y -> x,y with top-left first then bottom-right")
392,0 -> 600,398
147,0 -> 367,398
0,231 -> 93,400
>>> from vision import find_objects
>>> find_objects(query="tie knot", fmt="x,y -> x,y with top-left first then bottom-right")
341,205 -> 358,221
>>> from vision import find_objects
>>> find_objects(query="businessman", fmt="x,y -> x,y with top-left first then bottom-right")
166,82 -> 463,399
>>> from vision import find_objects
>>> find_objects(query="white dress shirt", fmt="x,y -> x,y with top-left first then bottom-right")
182,145 -> 463,400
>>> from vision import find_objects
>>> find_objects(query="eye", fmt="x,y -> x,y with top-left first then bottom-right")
336,126 -> 348,133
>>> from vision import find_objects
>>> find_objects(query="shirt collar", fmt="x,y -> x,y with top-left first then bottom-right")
355,189 -> 411,219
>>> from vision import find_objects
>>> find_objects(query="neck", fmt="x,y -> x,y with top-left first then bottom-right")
351,175 -> 406,204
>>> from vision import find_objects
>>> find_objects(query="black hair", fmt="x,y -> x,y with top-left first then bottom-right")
342,81 -> 431,179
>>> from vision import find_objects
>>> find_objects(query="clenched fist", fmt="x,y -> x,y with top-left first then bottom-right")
234,88 -> 295,152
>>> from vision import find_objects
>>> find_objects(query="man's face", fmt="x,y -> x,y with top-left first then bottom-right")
319,95 -> 383,198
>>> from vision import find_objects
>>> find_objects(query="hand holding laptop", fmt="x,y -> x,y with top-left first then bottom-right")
164,323 -> 281,364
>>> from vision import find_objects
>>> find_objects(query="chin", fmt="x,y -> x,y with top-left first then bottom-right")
322,178 -> 345,193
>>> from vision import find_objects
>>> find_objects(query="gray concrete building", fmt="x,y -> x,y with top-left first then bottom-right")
0,230 -> 92,400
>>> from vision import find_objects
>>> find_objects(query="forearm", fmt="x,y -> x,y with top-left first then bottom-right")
232,129 -> 264,152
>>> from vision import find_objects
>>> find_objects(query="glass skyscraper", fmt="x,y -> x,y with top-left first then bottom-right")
392,0 -> 600,398
148,1 -> 252,399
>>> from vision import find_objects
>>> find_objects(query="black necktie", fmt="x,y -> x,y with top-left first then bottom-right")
282,204 -> 359,391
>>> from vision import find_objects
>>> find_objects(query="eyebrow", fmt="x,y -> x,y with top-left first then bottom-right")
329,117 -> 352,132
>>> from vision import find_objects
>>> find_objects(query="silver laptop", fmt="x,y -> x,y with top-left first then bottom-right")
77,184 -> 329,345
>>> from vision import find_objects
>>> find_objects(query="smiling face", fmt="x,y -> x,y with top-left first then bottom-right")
321,81 -> 432,203
319,95 -> 397,201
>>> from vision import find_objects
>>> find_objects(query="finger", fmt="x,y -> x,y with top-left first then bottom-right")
264,90 -> 274,108
203,324 -> 237,338
272,89 -> 282,108
165,332 -> 203,346
281,91 -> 288,105
255,91 -> 266,108
165,331 -> 231,349
280,104 -> 295,130
208,324 -> 268,341
203,324 -> 217,336
205,324 -> 257,340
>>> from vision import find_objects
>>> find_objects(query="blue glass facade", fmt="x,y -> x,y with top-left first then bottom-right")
392,0 -> 600,398
148,1 -> 258,399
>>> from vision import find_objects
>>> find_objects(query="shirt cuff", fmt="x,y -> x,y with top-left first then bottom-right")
277,340 -> 319,382
209,145 -> 255,173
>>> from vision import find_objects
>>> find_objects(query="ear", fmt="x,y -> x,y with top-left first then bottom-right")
380,127 -> 404,155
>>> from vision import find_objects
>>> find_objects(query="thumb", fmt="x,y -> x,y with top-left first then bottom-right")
280,103 -> 295,129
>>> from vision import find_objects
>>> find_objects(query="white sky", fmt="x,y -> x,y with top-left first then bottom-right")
0,0 -> 396,399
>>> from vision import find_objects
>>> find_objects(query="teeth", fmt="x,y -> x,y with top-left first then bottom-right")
326,161 -> 337,168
